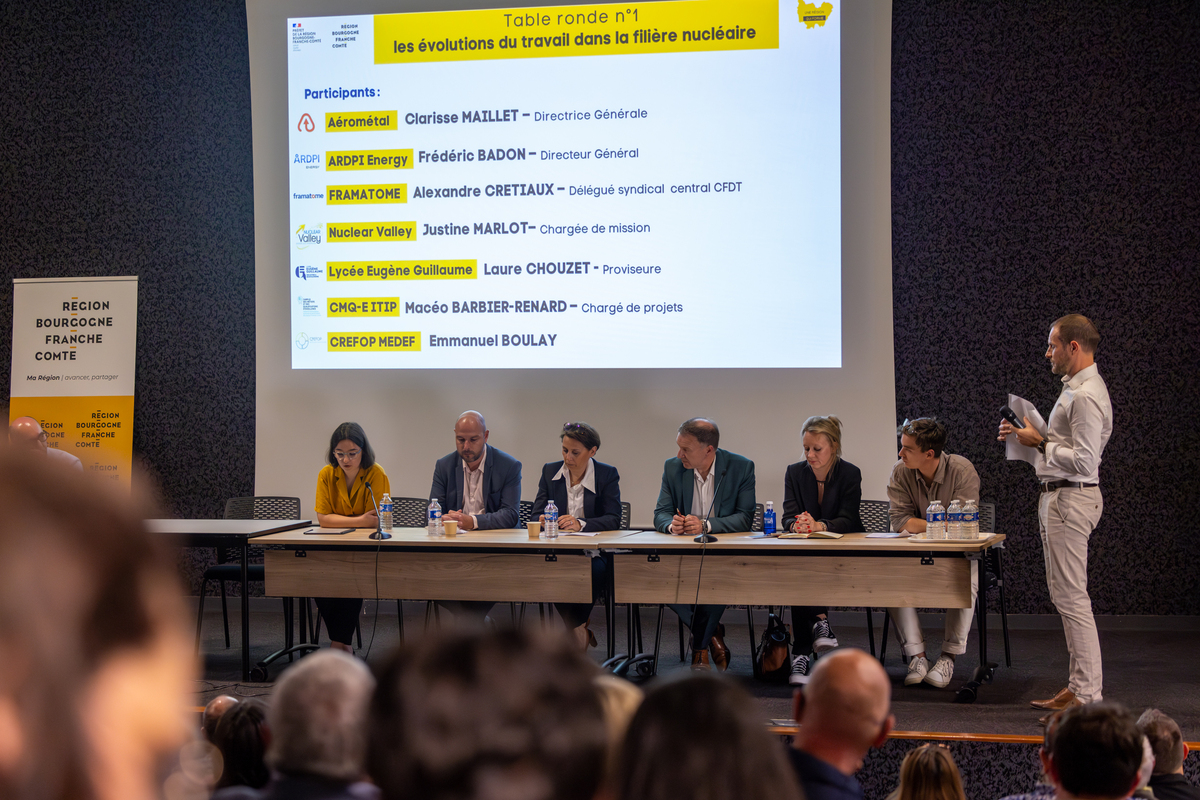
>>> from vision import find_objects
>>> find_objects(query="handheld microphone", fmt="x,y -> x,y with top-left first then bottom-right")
365,481 -> 391,540
1000,405 -> 1024,429
694,468 -> 728,544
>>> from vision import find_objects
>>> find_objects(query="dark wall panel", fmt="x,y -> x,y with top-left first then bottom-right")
0,0 -> 256,532
891,1 -> 1200,614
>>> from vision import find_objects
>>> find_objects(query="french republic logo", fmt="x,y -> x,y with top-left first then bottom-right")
298,113 -> 315,132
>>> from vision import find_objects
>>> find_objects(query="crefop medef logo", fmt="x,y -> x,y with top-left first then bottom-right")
298,113 -> 316,132
294,153 -> 321,169
295,223 -> 322,250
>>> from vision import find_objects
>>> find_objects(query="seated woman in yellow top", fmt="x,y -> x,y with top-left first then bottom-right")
313,421 -> 389,651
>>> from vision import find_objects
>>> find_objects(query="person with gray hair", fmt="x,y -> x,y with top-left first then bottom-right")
215,650 -> 377,800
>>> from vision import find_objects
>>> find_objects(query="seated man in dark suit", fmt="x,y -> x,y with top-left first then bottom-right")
653,418 -> 755,671
1138,709 -> 1200,800
430,410 -> 522,621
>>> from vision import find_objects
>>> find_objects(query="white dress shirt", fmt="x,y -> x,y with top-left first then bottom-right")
553,458 -> 595,528
1036,364 -> 1112,484
462,445 -> 487,524
691,458 -> 717,533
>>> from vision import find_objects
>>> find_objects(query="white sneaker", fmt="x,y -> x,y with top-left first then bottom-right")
904,655 -> 930,686
811,619 -> 839,654
789,654 -> 814,685
924,655 -> 955,688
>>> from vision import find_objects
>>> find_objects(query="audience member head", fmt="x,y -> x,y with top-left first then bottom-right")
1137,708 -> 1188,775
890,744 -> 966,800
898,418 -> 947,459
268,650 -> 374,782
213,699 -> 270,790
1037,708 -> 1064,781
326,421 -> 376,469
793,648 -> 894,775
592,674 -> 643,783
7,416 -> 48,453
0,448 -> 192,800
1049,702 -> 1143,800
615,674 -> 803,800
203,695 -> 240,742
367,630 -> 606,800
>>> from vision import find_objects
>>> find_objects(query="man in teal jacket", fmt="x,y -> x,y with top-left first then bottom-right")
654,418 -> 756,670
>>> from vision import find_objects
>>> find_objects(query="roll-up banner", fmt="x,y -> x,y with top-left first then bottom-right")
9,276 -> 139,489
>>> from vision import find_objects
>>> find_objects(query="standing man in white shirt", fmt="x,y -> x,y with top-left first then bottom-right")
999,314 -> 1112,723
8,416 -> 84,470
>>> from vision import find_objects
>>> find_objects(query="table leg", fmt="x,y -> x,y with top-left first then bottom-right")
240,542 -> 250,681
976,556 -> 989,668
605,553 -> 616,660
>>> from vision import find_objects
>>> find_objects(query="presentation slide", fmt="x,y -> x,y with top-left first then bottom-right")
287,0 -> 840,369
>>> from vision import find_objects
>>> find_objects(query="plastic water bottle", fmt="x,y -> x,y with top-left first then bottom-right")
427,498 -> 443,537
963,499 -> 980,539
925,500 -> 946,539
544,500 -> 558,540
763,501 -> 776,535
946,499 -> 963,539
380,493 -> 393,532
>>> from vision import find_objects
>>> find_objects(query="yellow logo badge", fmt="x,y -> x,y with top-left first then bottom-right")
799,2 -> 833,28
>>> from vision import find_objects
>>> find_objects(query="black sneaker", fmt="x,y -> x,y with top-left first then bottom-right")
812,619 -> 839,654
789,654 -> 814,685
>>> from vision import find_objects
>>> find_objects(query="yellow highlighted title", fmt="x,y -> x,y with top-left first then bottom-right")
326,222 -> 417,242
374,0 -> 778,64
327,260 -> 478,281
327,298 -> 400,317
327,184 -> 408,205
326,111 -> 397,131
327,332 -> 421,352
327,149 -> 413,171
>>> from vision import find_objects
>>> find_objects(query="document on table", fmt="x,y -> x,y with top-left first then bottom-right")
866,531 -> 908,538
561,530 -> 602,537
1006,394 -> 1048,466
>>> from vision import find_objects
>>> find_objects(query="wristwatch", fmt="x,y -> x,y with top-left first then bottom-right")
1036,438 -> 1048,455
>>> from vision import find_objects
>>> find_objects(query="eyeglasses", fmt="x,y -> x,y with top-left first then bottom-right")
334,450 -> 360,460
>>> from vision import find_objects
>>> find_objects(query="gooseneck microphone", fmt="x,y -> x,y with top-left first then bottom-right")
694,468 -> 728,544
366,481 -> 391,540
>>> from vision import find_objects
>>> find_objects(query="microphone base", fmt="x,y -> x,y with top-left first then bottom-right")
693,533 -> 718,544
368,530 -> 392,540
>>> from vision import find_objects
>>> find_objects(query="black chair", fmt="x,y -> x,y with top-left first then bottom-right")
858,499 -> 891,659
392,496 -> 442,633
195,497 -> 299,655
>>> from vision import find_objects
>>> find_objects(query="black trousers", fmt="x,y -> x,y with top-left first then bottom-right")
314,597 -> 362,646
791,606 -> 829,655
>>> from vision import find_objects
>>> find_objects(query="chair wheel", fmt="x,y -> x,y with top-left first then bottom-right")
250,665 -> 269,682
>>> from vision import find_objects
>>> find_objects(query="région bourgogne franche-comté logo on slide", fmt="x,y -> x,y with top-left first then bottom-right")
295,223 -> 322,250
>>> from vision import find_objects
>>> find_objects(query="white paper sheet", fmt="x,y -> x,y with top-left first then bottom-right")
1006,394 -> 1048,466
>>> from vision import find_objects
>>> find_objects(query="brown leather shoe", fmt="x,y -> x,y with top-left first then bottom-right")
1031,687 -> 1076,710
1038,697 -> 1082,727
709,624 -> 731,671
690,649 -> 711,671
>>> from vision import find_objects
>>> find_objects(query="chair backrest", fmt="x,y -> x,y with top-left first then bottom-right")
859,499 -> 891,533
980,501 -> 996,534
392,496 -> 429,528
752,503 -> 764,532
224,496 -> 301,521
620,501 -> 631,529
518,500 -> 533,526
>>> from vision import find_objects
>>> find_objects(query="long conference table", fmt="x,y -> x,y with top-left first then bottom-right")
255,526 -> 1005,682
